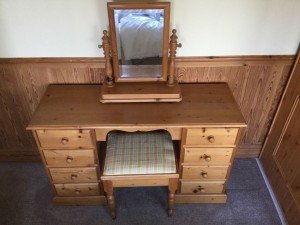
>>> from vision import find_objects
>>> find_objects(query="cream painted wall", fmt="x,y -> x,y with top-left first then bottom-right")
0,0 -> 299,57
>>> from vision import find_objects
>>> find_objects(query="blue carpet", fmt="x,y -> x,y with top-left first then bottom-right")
0,159 -> 281,225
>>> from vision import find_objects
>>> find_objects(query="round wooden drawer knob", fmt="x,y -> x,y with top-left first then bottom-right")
75,189 -> 81,195
61,137 -> 69,145
204,155 -> 211,162
201,172 -> 208,178
71,174 -> 78,180
66,156 -> 73,163
198,186 -> 205,193
207,135 -> 215,143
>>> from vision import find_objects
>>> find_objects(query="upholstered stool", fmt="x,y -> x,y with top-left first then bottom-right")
101,130 -> 179,219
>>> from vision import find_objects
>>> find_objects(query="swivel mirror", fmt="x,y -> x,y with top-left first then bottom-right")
108,2 -> 170,81
100,2 -> 182,103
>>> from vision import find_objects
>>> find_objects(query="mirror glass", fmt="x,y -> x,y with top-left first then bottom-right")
113,9 -> 164,79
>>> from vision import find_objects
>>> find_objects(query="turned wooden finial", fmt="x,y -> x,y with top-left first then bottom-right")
167,29 -> 181,86
102,30 -> 114,87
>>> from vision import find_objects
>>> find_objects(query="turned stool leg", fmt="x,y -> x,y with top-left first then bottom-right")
107,195 -> 116,219
168,178 -> 178,216
103,180 -> 116,219
168,192 -> 175,216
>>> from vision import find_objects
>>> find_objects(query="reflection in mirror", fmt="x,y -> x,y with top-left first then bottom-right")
114,9 -> 164,78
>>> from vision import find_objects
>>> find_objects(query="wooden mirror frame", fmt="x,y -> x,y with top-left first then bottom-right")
107,2 -> 170,82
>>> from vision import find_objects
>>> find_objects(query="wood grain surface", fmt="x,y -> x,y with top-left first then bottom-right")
260,52 -> 300,225
26,84 -> 246,128
0,56 -> 294,160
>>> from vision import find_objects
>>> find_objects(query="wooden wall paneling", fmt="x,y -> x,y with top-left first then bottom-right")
0,63 -> 50,160
176,57 -> 293,157
0,56 -> 294,161
0,59 -> 106,161
47,63 -> 105,84
260,52 -> 300,225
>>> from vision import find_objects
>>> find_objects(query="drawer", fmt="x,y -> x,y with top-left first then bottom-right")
43,149 -> 95,167
36,129 -> 94,149
49,167 -> 98,183
54,183 -> 100,197
183,147 -> 233,164
181,181 -> 225,194
182,165 -> 229,180
184,128 -> 238,146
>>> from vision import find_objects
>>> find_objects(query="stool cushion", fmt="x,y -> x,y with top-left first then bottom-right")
103,131 -> 176,175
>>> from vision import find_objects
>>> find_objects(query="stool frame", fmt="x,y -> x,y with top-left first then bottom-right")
101,174 -> 179,219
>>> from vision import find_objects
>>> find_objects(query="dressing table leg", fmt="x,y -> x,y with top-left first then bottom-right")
103,180 -> 116,219
168,178 -> 178,217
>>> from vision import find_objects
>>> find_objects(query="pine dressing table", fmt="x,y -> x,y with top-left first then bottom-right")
26,1 -> 246,206
26,83 -> 246,205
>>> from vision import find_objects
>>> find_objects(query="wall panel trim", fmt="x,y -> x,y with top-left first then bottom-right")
0,57 -> 106,64
175,55 -> 295,67
0,55 -> 295,66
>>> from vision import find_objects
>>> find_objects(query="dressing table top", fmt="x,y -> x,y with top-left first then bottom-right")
27,83 -> 246,130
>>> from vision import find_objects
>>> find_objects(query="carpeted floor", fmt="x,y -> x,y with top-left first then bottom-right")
0,159 -> 281,225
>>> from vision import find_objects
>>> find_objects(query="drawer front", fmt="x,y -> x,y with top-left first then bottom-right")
182,166 -> 229,180
181,181 -> 225,194
184,128 -> 238,146
36,129 -> 94,149
183,147 -> 233,164
43,149 -> 95,167
49,167 -> 98,183
54,183 -> 100,197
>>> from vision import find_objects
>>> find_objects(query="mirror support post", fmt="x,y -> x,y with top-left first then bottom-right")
167,29 -> 179,86
102,30 -> 114,87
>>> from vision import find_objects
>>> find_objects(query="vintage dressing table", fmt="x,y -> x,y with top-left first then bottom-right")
27,83 -> 246,205
26,2 -> 246,206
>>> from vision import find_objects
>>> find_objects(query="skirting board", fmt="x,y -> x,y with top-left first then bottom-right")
256,159 -> 286,225
0,150 -> 40,162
